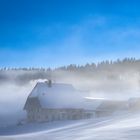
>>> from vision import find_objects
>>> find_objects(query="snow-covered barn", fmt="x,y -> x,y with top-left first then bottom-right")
24,81 -> 97,122
24,81 -> 129,123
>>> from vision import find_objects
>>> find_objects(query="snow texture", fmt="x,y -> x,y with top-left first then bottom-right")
1,113 -> 140,140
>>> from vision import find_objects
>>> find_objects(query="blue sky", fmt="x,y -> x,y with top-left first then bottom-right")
1,0 -> 140,67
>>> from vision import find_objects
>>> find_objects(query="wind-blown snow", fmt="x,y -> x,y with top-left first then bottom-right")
1,113 -> 140,140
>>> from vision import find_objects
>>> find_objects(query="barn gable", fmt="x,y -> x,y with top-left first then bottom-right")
24,97 -> 41,110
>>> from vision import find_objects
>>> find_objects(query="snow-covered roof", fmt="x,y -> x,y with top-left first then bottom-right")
27,82 -> 99,110
26,82 -> 128,111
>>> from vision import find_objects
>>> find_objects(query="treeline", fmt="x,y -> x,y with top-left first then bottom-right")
56,58 -> 140,71
0,57 -> 139,71
0,58 -> 140,87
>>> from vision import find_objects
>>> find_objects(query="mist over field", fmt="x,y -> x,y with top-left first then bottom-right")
0,58 -> 140,126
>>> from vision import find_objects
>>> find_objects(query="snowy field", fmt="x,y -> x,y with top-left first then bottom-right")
1,113 -> 140,140
0,79 -> 140,140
